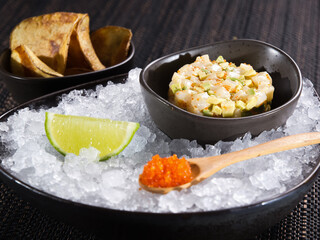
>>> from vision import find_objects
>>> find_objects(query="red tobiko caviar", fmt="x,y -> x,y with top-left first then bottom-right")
139,154 -> 193,188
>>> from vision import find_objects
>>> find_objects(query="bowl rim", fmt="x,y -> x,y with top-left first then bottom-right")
140,39 -> 303,122
0,41 -> 135,81
0,72 -> 317,219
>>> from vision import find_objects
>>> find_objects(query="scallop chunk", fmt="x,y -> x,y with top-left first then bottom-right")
255,91 -> 268,107
232,89 -> 246,101
172,89 -> 194,110
211,86 -> 231,99
252,72 -> 272,89
222,79 -> 240,93
264,85 -> 275,102
189,92 -> 210,114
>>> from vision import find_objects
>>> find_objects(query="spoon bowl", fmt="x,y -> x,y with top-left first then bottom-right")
139,132 -> 320,194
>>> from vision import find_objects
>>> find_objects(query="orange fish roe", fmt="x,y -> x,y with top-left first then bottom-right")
139,154 -> 193,188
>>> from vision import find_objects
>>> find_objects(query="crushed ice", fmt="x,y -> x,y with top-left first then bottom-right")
0,68 -> 319,213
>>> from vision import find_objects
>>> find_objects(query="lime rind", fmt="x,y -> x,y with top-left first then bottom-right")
99,122 -> 140,161
44,112 -> 140,161
45,112 -> 67,156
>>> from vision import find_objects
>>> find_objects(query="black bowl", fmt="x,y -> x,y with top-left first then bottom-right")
140,39 -> 302,144
0,73 -> 318,240
0,43 -> 134,103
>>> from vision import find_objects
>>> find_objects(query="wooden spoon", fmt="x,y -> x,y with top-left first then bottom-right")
139,132 -> 320,194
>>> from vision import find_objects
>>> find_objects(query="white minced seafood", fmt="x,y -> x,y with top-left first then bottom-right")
168,55 -> 274,117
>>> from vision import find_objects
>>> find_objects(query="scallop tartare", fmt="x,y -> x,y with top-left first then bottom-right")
168,55 -> 274,117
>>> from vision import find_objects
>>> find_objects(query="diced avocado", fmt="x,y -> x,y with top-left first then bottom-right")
246,96 -> 257,110
212,106 -> 222,116
198,70 -> 208,80
202,109 -> 214,117
244,69 -> 257,77
216,56 -> 225,63
229,77 -> 239,81
244,80 -> 253,87
221,100 -> 235,117
172,72 -> 181,82
201,82 -> 211,91
194,86 -> 203,93
230,76 -> 245,86
169,83 -> 181,94
239,75 -> 245,80
248,88 -> 255,95
238,75 -> 245,84
201,68 -> 210,74
235,100 -> 246,110
220,62 -> 229,69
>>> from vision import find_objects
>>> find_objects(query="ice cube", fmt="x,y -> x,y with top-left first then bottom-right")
100,187 -> 127,204
249,169 -> 282,191
101,169 -> 126,187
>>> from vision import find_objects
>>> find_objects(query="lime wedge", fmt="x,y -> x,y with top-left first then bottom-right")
45,112 -> 140,160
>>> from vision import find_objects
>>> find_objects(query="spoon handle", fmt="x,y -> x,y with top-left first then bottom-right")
193,132 -> 320,179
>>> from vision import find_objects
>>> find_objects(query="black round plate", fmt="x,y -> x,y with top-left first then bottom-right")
0,73 -> 318,240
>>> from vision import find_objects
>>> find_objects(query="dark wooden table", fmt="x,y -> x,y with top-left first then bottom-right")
0,0 -> 319,239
